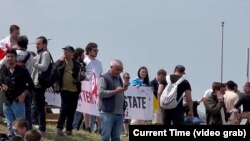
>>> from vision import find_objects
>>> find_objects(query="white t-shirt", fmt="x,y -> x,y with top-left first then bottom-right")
84,56 -> 103,80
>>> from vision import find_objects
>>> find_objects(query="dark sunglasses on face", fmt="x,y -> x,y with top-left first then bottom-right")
92,49 -> 99,52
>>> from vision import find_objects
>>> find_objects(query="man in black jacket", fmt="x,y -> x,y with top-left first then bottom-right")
55,46 -> 83,136
0,48 -> 34,137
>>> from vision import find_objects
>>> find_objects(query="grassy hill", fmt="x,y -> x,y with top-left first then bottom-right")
0,120 -> 128,141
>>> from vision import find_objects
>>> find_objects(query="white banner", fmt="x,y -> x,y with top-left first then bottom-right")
124,86 -> 153,120
45,87 -> 61,107
45,83 -> 153,120
75,81 -> 100,116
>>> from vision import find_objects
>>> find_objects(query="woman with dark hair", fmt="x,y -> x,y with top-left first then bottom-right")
130,66 -> 149,87
130,66 -> 150,125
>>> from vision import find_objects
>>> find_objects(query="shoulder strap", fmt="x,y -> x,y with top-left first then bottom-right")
48,52 -> 54,63
22,53 -> 31,64
175,77 -> 185,85
166,75 -> 171,84
176,93 -> 185,105
39,51 -> 54,64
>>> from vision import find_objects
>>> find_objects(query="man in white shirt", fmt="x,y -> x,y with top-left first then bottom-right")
84,42 -> 103,133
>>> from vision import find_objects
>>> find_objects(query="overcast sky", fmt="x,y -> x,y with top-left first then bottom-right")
1,0 -> 250,111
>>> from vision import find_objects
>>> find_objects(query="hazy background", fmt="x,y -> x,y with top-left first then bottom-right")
1,0 -> 250,112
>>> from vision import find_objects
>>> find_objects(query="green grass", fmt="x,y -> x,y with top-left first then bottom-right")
0,120 -> 128,141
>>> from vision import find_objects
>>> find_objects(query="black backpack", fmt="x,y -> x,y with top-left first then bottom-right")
38,51 -> 59,89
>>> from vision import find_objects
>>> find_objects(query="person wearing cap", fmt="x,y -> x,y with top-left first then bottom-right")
223,80 -> 239,113
55,46 -> 83,136
31,36 -> 51,132
160,65 -> 193,125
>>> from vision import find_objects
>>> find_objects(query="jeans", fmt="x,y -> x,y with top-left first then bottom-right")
57,90 -> 79,131
100,112 -> 123,141
25,93 -> 32,129
72,111 -> 83,130
3,101 -> 25,135
32,87 -> 46,131
184,117 -> 201,125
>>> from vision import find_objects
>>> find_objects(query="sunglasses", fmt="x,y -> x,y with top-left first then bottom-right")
92,49 -> 99,52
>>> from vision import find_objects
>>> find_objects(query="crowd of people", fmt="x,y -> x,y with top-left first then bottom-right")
0,24 -> 249,141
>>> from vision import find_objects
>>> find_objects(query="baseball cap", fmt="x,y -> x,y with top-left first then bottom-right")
174,65 -> 186,74
62,45 -> 74,52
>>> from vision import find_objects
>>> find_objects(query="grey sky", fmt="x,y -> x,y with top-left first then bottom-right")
1,0 -> 250,111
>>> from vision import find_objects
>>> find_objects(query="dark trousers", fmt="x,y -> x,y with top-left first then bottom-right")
161,107 -> 184,125
32,87 -> 46,131
57,90 -> 79,131
25,93 -> 32,130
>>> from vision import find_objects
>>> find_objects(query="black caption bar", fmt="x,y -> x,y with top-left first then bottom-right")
129,125 -> 250,141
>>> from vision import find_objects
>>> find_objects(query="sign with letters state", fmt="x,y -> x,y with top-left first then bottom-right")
124,86 -> 153,120
45,81 -> 154,120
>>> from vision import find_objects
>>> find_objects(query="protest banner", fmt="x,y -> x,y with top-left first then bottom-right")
44,87 -> 61,107
45,81 -> 154,120
76,81 -> 100,116
124,86 -> 153,120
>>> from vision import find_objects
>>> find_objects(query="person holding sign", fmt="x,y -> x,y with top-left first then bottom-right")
84,42 -> 103,133
98,59 -> 128,141
130,66 -> 150,125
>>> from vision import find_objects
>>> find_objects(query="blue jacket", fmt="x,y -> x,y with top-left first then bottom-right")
130,77 -> 147,86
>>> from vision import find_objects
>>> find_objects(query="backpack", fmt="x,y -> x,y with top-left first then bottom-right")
21,52 -> 31,64
160,75 -> 185,109
38,51 -> 59,89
